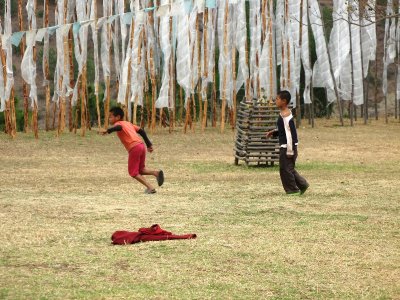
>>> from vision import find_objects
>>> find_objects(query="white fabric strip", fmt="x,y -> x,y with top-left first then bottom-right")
21,31 -> 38,108
349,1 -> 364,105
156,0 -> 172,109
176,6 -> 192,103
0,23 -> 5,112
72,0 -> 91,106
308,0 -> 335,103
234,0 -> 249,95
301,0 -> 312,104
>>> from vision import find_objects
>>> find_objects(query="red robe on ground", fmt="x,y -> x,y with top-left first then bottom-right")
111,224 -> 197,245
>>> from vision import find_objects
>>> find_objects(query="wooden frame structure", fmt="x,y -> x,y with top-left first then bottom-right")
234,98 -> 280,167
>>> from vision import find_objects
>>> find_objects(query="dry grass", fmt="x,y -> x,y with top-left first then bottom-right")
0,119 -> 399,299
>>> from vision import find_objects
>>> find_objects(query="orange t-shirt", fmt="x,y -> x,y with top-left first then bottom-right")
114,121 -> 143,152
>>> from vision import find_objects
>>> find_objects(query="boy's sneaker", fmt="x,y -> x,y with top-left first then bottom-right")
300,184 -> 310,195
157,170 -> 164,187
145,188 -> 156,194
287,191 -> 301,196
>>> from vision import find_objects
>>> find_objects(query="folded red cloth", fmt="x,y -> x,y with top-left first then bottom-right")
111,224 -> 197,245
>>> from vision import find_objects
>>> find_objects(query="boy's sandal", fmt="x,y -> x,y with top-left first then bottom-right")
157,170 -> 164,187
144,188 -> 156,194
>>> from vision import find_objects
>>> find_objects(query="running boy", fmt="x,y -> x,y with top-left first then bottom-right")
100,107 -> 164,194
266,91 -> 309,195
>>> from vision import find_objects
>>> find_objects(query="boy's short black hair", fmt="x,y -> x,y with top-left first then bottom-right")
109,107 -> 124,119
277,90 -> 291,105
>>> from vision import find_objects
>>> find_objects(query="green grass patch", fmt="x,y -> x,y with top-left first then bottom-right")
0,123 -> 399,299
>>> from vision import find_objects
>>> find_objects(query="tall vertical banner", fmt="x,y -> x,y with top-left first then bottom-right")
156,0 -> 172,109
249,0 -> 261,100
309,0 -> 335,103
259,0 -> 276,101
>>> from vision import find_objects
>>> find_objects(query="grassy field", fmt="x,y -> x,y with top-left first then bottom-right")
0,119 -> 399,299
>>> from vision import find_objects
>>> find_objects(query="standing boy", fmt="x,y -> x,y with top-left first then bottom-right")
266,91 -> 309,195
100,107 -> 164,194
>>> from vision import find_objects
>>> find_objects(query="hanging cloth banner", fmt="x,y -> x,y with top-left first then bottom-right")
156,0 -> 172,109
195,0 -> 205,13
0,58 -> 4,112
349,1 -> 364,106
35,28 -> 47,42
156,4 -> 170,17
106,15 -> 119,24
308,0 -> 335,103
396,0 -> 400,101
136,11 -> 146,24
73,22 -> 82,35
90,0 -> 100,97
112,0 -> 121,81
183,0 -> 192,14
289,0 -> 301,96
10,31 -> 25,47
4,0 -> 14,105
97,16 -> 107,27
275,0 -> 283,66
42,16 -> 50,87
249,0 -> 261,99
47,25 -> 59,36
21,31 -> 38,107
259,0 -> 276,101
116,31 -> 132,106
329,0 -> 350,82
23,0 -> 38,108
382,0 -> 396,95
361,0 -> 376,77
71,0 -> 91,106
122,12 -> 134,24
1,35 -> 10,50
170,2 -> 183,16
4,2 -> 174,46
118,0 -> 127,61
206,0 -> 216,9
144,6 -> 156,12
189,5 -> 200,95
0,25 -> 5,112
218,0 -> 234,107
129,6 -> 146,107
234,0 -> 249,95
301,0 -> 312,104
101,0 -> 111,80
176,7 -> 192,100
201,7 -> 216,100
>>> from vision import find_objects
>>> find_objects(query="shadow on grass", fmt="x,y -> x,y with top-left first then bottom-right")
187,161 -> 371,174
187,161 -> 278,173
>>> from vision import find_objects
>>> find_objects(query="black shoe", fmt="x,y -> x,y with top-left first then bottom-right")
300,184 -> 309,195
157,170 -> 164,187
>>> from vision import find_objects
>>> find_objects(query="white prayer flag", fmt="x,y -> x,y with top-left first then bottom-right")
156,5 -> 170,17
35,28 -> 47,42
309,0 -> 335,103
21,31 -> 38,107
156,0 -> 172,109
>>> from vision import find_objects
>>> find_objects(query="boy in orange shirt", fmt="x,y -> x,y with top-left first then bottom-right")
100,107 -> 164,194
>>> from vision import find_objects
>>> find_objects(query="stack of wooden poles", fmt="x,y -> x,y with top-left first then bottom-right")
234,98 -> 280,166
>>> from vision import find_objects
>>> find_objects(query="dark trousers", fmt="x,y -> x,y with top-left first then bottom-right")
279,147 -> 308,193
